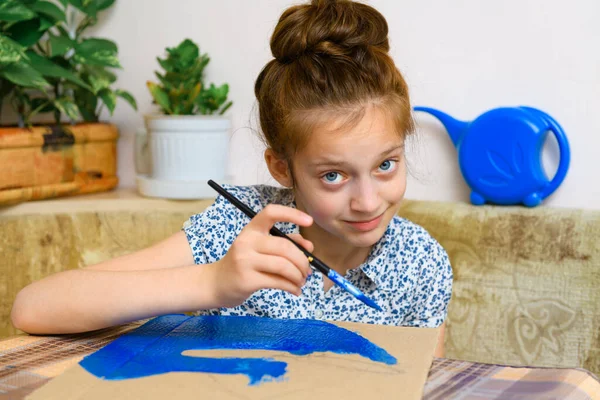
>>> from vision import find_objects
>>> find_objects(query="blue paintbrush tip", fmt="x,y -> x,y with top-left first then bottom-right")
356,294 -> 383,312
327,270 -> 382,311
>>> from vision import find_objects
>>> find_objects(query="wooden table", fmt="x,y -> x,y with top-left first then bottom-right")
1,322 -> 599,400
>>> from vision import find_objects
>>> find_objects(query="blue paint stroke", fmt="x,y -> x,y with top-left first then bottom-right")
80,315 -> 397,385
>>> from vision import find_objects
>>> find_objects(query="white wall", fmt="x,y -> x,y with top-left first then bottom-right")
92,0 -> 599,209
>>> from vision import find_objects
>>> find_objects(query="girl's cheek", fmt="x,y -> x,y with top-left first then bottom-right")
308,198 -> 340,222
391,183 -> 406,203
387,173 -> 407,203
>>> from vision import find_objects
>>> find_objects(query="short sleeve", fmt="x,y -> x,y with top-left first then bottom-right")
403,242 -> 453,328
182,190 -> 250,265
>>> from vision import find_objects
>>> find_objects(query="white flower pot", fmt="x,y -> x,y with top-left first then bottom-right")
145,114 -> 230,181
135,114 -> 231,199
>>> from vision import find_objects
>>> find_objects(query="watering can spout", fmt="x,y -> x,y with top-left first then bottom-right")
413,107 -> 468,147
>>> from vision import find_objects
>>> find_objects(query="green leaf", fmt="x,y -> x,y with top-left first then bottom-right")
0,61 -> 49,89
6,18 -> 45,47
73,88 -> 98,121
57,0 -> 69,8
196,83 -> 232,115
74,38 -> 120,68
169,39 -> 199,71
219,100 -> 232,115
48,34 -> 73,57
0,1 -> 36,22
77,38 -> 117,53
197,53 -> 209,74
26,51 -> 92,91
29,1 -> 66,23
154,71 -> 174,90
147,81 -> 171,113
115,89 -> 137,110
38,16 -> 54,31
83,65 -> 116,93
98,88 -> 116,115
188,82 -> 201,103
69,0 -> 115,19
0,35 -> 27,64
69,0 -> 98,17
54,97 -> 80,121
157,56 -> 173,73
96,0 -> 115,12
86,71 -> 108,93
214,83 -> 229,102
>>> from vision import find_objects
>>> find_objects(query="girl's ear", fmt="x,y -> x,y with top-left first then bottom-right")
264,148 -> 293,187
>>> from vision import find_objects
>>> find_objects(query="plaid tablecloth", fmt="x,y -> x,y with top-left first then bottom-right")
1,322 -> 599,400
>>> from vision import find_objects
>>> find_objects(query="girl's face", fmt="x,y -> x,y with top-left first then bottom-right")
290,106 -> 407,249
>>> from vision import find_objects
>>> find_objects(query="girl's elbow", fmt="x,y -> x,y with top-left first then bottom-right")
10,289 -> 39,334
10,302 -> 29,333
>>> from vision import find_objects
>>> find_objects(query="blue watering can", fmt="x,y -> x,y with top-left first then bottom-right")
413,106 -> 571,207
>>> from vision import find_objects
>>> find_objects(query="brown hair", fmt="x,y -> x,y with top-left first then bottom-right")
254,0 -> 414,162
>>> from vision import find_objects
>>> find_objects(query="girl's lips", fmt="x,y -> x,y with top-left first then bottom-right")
344,214 -> 384,232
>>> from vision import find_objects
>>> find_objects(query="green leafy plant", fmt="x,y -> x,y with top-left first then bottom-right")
0,0 -> 136,127
147,39 -> 232,116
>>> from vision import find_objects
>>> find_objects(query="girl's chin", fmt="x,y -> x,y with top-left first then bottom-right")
310,219 -> 387,248
334,225 -> 386,247
346,232 -> 384,248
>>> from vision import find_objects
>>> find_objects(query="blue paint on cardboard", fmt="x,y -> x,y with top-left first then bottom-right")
80,315 -> 397,385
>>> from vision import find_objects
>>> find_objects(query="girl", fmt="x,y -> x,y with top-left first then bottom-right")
11,0 -> 452,357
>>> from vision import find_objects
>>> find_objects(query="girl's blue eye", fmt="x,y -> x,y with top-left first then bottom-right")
379,160 -> 396,172
322,172 -> 342,184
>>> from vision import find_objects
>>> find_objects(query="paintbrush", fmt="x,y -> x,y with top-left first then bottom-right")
207,180 -> 382,312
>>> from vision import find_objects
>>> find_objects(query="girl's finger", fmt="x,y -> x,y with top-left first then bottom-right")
253,254 -> 306,288
259,272 -> 303,297
287,233 -> 314,253
256,236 -> 312,279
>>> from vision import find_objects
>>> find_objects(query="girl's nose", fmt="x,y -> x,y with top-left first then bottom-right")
349,180 -> 380,214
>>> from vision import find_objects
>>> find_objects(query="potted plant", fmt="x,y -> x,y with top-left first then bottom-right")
0,0 -> 136,205
136,38 -> 232,199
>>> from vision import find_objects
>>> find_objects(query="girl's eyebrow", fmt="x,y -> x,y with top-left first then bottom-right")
309,143 -> 404,167
379,143 -> 405,156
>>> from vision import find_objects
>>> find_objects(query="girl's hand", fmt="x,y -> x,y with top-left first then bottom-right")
207,204 -> 315,308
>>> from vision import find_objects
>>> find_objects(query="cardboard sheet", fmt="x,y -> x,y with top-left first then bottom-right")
27,315 -> 439,400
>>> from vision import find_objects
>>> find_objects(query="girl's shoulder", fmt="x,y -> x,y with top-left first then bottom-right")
378,215 -> 452,280
386,215 -> 446,255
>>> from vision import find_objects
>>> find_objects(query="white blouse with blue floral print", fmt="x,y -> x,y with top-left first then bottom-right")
183,184 -> 453,328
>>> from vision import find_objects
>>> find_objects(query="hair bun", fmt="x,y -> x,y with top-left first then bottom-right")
271,0 -> 389,64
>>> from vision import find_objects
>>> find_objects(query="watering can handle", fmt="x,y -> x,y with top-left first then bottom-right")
525,108 -> 570,199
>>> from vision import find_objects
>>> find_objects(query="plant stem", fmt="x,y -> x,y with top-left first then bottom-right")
35,43 -> 46,56
54,81 -> 61,124
29,100 -> 52,122
95,104 -> 105,122
0,79 -> 16,126
13,88 -> 28,127
76,17 -> 93,37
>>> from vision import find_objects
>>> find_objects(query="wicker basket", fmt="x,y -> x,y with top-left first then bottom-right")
0,123 -> 118,205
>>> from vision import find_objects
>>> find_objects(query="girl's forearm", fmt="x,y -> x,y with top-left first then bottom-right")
10,264 -> 217,335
